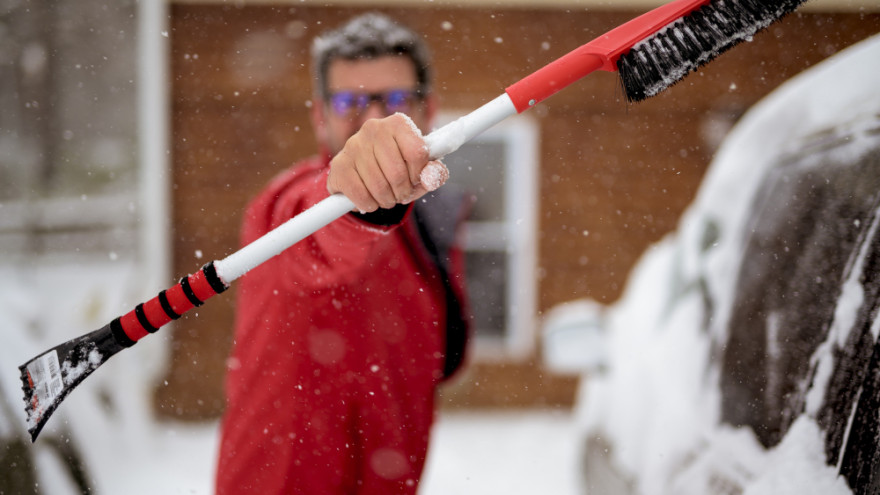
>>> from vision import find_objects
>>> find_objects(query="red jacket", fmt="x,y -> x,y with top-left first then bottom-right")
216,156 -> 469,494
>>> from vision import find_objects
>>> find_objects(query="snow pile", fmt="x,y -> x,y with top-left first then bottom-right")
420,411 -> 581,495
571,33 -> 880,494
542,299 -> 607,374
743,417 -> 850,495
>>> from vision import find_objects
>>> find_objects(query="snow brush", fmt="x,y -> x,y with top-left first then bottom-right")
20,0 -> 807,441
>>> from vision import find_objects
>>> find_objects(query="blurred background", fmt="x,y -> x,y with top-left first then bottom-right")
1,0 -> 879,493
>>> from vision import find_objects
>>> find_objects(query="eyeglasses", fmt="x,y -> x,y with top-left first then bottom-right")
325,89 -> 423,118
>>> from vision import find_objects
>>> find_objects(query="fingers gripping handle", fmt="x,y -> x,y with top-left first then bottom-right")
111,262 -> 228,347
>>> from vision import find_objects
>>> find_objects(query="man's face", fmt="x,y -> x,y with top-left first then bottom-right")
312,55 -> 435,156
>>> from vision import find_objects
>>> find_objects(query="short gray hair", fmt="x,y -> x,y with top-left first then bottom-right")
311,13 -> 432,99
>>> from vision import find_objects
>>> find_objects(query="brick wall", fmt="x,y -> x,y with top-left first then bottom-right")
158,3 -> 880,419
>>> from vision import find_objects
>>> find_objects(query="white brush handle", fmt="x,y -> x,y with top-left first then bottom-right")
214,94 -> 517,284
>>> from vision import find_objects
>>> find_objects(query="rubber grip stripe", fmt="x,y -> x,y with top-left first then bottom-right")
135,304 -> 159,333
202,262 -> 228,295
180,276 -> 204,307
165,284 -> 194,316
187,270 -> 216,303
158,290 -> 181,320
110,318 -> 137,348
120,311 -> 149,342
143,296 -> 173,330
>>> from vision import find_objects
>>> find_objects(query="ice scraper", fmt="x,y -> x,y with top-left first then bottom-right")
20,0 -> 808,441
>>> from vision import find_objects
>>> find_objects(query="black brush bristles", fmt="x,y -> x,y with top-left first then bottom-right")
618,0 -> 808,102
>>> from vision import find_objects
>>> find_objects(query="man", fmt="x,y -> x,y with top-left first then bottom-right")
215,13 -> 469,494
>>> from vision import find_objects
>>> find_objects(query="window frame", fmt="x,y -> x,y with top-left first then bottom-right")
435,111 -> 540,359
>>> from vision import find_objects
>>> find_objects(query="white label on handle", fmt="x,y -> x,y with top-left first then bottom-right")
27,350 -> 63,408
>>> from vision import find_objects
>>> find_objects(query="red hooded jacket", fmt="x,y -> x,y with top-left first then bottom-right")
216,156 -> 469,494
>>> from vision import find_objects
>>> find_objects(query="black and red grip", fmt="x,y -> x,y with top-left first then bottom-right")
109,262 -> 228,347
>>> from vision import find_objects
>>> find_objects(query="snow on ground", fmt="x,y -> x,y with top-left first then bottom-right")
89,410 -> 581,495
90,421 -> 221,495
33,410 -> 580,494
421,410 -> 582,495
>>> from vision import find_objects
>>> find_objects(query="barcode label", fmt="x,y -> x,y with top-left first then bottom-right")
27,350 -> 63,408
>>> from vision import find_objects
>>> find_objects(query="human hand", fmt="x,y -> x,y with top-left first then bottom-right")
327,113 -> 448,213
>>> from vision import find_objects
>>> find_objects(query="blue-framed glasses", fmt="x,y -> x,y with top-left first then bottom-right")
325,89 -> 423,118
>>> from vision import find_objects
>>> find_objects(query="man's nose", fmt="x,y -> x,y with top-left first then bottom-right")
361,99 -> 390,120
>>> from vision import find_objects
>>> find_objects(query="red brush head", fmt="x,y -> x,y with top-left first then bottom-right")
505,0 -> 711,111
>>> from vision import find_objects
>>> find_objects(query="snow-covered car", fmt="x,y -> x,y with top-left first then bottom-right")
544,33 -> 880,495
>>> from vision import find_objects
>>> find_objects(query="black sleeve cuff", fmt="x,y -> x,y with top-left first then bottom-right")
350,203 -> 410,227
